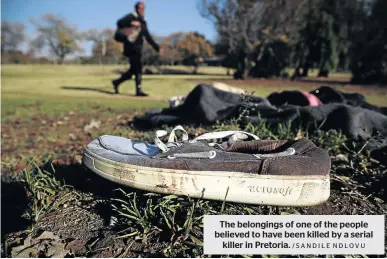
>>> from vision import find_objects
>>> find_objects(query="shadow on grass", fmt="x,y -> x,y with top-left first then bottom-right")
184,76 -> 353,86
61,86 -> 136,97
3,156 -> 386,258
294,77 -> 349,86
41,162 -> 137,198
113,67 -> 222,76
62,86 -> 115,95
3,153 -> 386,239
1,179 -> 32,238
0,162 -> 136,238
158,68 -> 206,75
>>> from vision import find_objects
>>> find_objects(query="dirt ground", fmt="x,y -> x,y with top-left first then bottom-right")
2,105 -> 386,257
1,72 -> 387,257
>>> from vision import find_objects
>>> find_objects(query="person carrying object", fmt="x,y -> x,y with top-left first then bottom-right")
113,1 -> 164,96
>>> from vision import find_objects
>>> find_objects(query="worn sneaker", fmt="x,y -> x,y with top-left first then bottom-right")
82,126 -> 331,206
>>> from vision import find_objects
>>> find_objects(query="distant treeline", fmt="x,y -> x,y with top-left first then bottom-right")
199,0 -> 387,84
2,0 -> 386,84
1,16 -> 213,67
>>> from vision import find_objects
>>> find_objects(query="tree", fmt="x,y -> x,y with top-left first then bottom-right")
200,0 -> 298,78
213,38 -> 236,75
175,32 -> 213,73
349,0 -> 387,84
290,0 -> 365,78
200,0 -> 259,77
159,33 -> 184,65
85,28 -> 122,64
249,30 -> 291,78
30,14 -> 82,64
291,0 -> 336,77
159,44 -> 182,66
1,21 -> 28,64
142,41 -> 159,66
1,21 -> 26,52
201,0 -> 386,83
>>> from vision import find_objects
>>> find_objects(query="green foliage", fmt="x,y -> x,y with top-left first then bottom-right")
309,129 -> 347,154
249,33 -> 291,78
1,21 -> 26,52
176,32 -> 214,66
18,158 -> 71,227
4,113 -> 386,257
349,0 -> 387,84
202,0 -> 385,83
111,188 -> 213,256
291,0 -> 340,77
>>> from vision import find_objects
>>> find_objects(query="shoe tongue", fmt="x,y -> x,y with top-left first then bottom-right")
205,133 -> 251,151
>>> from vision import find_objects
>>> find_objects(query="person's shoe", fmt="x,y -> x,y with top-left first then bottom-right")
82,126 -> 331,206
136,90 -> 149,97
112,80 -> 119,94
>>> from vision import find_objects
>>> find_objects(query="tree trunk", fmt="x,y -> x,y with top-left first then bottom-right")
291,67 -> 302,80
318,69 -> 329,77
302,62 -> 309,77
243,57 -> 250,79
193,64 -> 199,74
58,55 -> 65,65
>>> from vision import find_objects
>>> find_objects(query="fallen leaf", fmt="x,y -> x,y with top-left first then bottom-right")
335,154 -> 349,162
68,133 -> 77,141
84,119 -> 101,133
11,231 -> 71,258
74,155 -> 82,164
295,128 -> 304,140
65,239 -> 86,254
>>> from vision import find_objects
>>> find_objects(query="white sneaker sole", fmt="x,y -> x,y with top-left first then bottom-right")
83,149 -> 330,206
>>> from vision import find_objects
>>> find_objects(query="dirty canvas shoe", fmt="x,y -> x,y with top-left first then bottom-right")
82,126 -> 331,206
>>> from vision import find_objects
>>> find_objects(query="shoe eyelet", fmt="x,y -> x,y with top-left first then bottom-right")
209,151 -> 216,159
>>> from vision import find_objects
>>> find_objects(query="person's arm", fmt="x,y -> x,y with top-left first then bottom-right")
142,22 -> 160,52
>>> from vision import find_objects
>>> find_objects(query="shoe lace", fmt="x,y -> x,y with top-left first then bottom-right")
154,125 -> 188,153
154,125 -> 296,159
154,125 -> 259,155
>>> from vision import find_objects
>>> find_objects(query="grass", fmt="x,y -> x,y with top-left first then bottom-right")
2,65 -> 387,123
2,64 -> 386,257
19,159 -> 70,226
1,65 -> 228,122
4,122 -> 386,257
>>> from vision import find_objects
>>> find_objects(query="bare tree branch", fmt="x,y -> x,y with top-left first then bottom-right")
1,21 -> 26,52
30,13 -> 82,64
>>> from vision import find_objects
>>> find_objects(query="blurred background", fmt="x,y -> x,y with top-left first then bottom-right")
2,2 -> 387,257
2,0 -> 386,84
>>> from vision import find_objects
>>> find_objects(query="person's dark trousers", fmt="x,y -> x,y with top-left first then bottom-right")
112,52 -> 147,96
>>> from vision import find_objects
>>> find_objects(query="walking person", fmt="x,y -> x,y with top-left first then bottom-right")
113,1 -> 163,96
